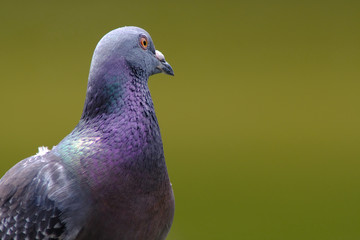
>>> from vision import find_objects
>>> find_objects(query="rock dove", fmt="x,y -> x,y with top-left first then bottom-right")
0,26 -> 175,240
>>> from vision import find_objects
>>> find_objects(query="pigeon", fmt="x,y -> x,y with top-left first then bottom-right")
0,26 -> 175,240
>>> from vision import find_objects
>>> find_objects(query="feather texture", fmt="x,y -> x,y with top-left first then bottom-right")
0,26 -> 174,240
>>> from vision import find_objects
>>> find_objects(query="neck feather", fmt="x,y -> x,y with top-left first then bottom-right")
56,57 -> 168,190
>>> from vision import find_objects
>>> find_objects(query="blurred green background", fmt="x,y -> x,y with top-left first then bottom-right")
1,1 -> 360,239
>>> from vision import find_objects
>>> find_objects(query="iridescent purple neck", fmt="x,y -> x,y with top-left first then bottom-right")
81,57 -> 151,120
55,56 -> 168,191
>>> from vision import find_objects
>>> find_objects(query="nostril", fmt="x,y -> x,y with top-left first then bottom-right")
155,50 -> 165,62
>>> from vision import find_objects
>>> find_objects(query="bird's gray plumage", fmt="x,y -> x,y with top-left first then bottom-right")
0,26 -> 174,240
0,151 -> 90,239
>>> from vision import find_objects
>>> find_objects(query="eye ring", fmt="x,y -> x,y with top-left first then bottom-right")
139,36 -> 148,50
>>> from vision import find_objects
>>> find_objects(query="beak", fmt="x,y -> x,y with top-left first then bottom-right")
155,50 -> 174,76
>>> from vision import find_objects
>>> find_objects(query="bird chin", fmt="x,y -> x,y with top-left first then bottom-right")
152,67 -> 163,75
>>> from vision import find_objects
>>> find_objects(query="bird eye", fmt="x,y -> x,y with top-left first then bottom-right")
140,36 -> 148,50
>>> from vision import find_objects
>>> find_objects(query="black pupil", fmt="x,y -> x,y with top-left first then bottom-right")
143,40 -> 147,46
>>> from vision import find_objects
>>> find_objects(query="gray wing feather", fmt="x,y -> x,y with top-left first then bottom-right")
0,152 -> 90,240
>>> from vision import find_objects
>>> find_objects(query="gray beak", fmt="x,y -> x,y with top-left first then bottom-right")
155,50 -> 174,76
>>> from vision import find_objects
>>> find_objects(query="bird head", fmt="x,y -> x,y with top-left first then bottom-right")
90,26 -> 174,78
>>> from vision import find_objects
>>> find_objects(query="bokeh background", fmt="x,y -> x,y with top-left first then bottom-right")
1,1 -> 360,239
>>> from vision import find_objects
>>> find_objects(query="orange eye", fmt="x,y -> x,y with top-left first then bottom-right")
140,36 -> 148,50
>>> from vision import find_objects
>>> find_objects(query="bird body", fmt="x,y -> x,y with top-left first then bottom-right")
0,26 -> 174,240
